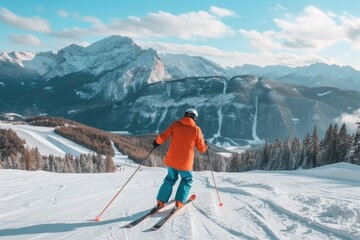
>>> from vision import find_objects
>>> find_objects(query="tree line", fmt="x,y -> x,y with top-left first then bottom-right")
27,116 -> 115,156
0,128 -> 116,173
228,122 -> 360,172
112,133 -> 228,171
24,116 -> 229,172
3,116 -> 359,173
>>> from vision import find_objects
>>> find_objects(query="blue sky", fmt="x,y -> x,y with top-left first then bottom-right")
1,0 -> 360,69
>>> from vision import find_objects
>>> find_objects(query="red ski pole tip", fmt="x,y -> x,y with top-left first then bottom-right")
95,217 -> 101,221
219,203 -> 224,207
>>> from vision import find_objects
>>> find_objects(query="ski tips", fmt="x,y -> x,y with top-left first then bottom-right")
95,216 -> 101,221
189,194 -> 196,201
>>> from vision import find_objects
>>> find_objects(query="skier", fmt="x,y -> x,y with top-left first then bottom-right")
153,108 -> 208,209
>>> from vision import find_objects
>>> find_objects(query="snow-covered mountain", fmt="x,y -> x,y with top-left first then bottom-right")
230,63 -> 360,91
1,122 -> 359,239
67,75 -> 360,145
160,53 -> 228,79
2,35 -> 360,144
2,36 -> 360,102
1,36 -> 169,101
0,36 -> 231,102
2,35 -> 360,99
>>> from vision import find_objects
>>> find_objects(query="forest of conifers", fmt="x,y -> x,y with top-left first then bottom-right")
1,117 -> 359,173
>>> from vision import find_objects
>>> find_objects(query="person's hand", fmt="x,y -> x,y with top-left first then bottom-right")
153,140 -> 160,148
205,140 -> 209,148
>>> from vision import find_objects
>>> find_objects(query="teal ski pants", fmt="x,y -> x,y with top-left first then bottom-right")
156,167 -> 193,203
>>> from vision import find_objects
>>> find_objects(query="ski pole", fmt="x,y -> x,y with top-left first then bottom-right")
95,146 -> 156,221
206,150 -> 224,207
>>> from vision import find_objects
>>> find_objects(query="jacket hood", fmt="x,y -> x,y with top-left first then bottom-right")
180,117 -> 196,126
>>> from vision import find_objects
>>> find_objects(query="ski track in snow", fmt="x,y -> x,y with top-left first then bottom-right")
1,165 -> 359,240
0,122 -> 360,239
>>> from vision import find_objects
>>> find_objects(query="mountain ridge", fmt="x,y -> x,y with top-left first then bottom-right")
64,75 -> 360,145
2,35 -> 360,93
1,35 -> 360,145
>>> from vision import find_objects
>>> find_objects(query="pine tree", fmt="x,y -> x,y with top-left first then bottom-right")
319,124 -> 334,166
94,153 -> 105,172
269,139 -> 282,170
281,138 -> 291,170
29,147 -> 41,171
228,152 -> 242,172
302,127 -> 319,168
338,123 -> 352,162
42,156 -> 50,172
49,154 -> 55,172
23,147 -> 31,170
79,154 -> 87,173
290,137 -> 302,169
76,154 -> 83,173
347,122 -> 360,164
262,139 -> 270,169
302,133 -> 311,168
332,124 -> 339,164
242,149 -> 256,171
212,152 -> 226,172
311,126 -> 320,168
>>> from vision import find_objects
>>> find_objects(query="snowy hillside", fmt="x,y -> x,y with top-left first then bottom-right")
0,122 -> 93,157
160,53 -> 228,79
72,75 -> 360,145
0,123 -> 359,239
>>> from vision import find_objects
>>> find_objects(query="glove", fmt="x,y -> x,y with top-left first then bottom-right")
153,140 -> 160,148
205,140 -> 209,148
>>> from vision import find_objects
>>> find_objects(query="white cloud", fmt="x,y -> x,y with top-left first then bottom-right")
114,10 -> 234,39
354,43 -> 360,52
57,9 -> 101,26
9,34 -> 44,46
239,29 -> 282,50
334,108 -> 360,133
0,7 -> 51,33
240,6 -> 349,51
137,40 -> 225,58
136,40 -> 338,68
209,6 -> 235,17
341,14 -> 360,43
50,9 -> 234,41
274,6 -> 343,50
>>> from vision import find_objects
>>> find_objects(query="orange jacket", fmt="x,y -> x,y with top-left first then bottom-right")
156,117 -> 207,171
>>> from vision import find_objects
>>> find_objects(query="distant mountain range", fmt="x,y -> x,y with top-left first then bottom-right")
1,35 -> 360,145
2,35 -> 360,95
229,63 -> 360,90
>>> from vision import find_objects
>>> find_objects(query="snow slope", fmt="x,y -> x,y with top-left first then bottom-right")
0,122 -> 93,157
0,124 -> 360,240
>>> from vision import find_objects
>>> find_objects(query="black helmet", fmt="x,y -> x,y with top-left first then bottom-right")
184,108 -> 198,121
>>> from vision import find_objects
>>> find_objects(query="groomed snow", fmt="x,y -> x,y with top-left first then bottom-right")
0,123 -> 359,240
0,122 -> 93,157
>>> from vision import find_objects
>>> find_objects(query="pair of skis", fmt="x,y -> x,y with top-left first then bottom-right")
123,194 -> 196,230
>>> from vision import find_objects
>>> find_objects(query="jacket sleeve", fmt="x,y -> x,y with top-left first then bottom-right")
156,122 -> 174,144
195,127 -> 207,153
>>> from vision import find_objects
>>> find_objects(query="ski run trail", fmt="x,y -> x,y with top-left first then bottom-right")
0,122 -> 360,240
